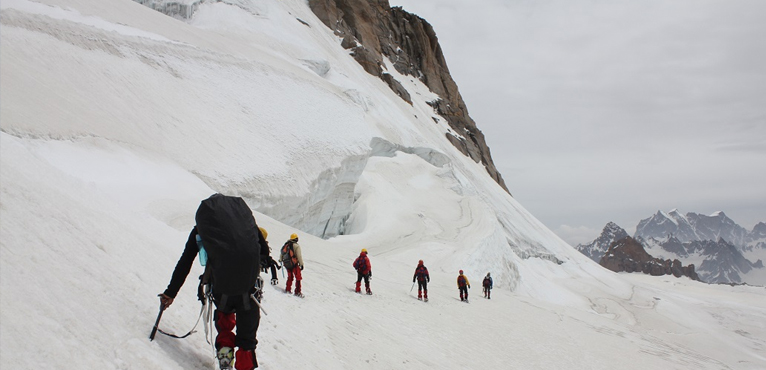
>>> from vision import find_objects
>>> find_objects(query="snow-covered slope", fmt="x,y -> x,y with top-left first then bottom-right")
2,0 -> 765,369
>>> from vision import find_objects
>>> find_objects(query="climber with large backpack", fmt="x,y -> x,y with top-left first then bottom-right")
158,194 -> 270,370
279,233 -> 304,297
353,249 -> 372,294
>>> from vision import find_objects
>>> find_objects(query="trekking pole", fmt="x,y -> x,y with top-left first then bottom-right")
250,294 -> 268,316
149,301 -> 165,341
410,282 -> 415,292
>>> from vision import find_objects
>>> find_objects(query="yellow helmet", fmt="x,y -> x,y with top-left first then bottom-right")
259,227 -> 268,239
361,248 -> 368,253
290,233 -> 298,240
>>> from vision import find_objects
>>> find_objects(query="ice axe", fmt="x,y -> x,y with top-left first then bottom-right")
149,300 -> 165,341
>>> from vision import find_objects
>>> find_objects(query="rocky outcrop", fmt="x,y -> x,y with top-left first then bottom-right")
599,237 -> 699,281
308,0 -> 508,193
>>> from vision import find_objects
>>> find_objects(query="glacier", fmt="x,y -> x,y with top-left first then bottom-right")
1,0 -> 765,369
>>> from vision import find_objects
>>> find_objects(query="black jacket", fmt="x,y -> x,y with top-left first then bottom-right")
163,226 -> 270,298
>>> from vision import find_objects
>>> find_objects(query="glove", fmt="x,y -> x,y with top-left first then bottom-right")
468,285 -> 471,289
300,265 -> 304,270
158,293 -> 174,309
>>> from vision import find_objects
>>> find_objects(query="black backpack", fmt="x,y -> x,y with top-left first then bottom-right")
195,194 -> 261,296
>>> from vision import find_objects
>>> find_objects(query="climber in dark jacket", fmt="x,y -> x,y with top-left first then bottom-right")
482,272 -> 493,299
159,195 -> 271,370
413,260 -> 430,301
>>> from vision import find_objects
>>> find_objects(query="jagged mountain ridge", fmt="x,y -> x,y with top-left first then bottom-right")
577,210 -> 765,284
635,209 -> 757,247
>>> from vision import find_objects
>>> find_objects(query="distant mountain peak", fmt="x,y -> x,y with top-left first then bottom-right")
575,222 -> 629,262
603,221 -> 623,231
635,208 -> 753,247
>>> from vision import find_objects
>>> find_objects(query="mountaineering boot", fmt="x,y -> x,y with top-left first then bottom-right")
270,279 -> 278,285
217,347 -> 235,370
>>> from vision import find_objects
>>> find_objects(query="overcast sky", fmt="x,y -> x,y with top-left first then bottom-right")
389,0 -> 766,245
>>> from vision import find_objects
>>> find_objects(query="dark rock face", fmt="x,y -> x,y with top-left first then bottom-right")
599,237 -> 699,281
308,0 -> 508,192
381,73 -> 412,104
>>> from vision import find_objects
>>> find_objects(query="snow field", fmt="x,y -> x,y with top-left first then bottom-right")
1,0 -> 765,369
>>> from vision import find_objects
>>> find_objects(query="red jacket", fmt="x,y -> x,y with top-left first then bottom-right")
353,253 -> 371,275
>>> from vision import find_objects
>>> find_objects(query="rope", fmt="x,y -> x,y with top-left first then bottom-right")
156,302 -> 205,339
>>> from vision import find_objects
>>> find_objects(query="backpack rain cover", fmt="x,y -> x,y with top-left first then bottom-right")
195,194 -> 261,296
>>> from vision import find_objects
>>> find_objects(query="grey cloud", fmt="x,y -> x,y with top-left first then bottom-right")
392,0 -> 766,243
